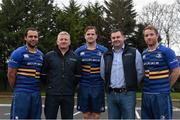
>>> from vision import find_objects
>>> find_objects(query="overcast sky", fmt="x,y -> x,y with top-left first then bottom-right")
0,0 -> 175,12
54,0 -> 175,13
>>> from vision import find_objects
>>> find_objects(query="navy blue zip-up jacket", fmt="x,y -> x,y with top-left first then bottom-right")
42,46 -> 81,95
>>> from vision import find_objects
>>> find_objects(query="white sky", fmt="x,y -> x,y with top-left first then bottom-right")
54,0 -> 175,13
0,0 -> 175,13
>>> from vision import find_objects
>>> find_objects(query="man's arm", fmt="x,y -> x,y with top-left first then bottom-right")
135,50 -> 144,83
41,55 -> 49,84
164,48 -> 180,88
100,55 -> 105,80
74,57 -> 81,87
170,67 -> 180,87
7,67 -> 17,89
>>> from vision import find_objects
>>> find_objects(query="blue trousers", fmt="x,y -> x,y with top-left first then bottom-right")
107,91 -> 136,119
77,85 -> 105,112
10,92 -> 42,119
141,93 -> 172,119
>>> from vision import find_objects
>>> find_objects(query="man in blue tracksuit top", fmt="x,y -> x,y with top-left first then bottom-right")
7,27 -> 43,119
141,25 -> 180,119
75,26 -> 107,119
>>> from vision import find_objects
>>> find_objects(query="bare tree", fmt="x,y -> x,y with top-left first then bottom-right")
176,0 -> 180,6
137,1 -> 180,49
173,0 -> 180,53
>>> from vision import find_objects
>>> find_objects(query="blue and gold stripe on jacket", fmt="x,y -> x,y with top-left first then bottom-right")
82,65 -> 100,74
145,69 -> 169,80
17,68 -> 41,79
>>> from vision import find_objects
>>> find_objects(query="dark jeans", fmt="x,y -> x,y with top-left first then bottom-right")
107,91 -> 136,119
44,95 -> 74,119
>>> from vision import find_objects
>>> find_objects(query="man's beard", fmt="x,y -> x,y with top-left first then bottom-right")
27,42 -> 37,48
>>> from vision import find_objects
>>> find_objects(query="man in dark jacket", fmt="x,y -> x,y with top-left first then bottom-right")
100,29 -> 144,119
42,31 -> 81,119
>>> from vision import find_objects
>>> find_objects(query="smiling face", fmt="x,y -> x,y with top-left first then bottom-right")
143,29 -> 159,47
57,32 -> 71,50
111,31 -> 125,49
24,30 -> 39,48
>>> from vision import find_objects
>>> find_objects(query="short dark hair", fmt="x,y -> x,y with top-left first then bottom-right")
84,26 -> 97,34
110,28 -> 124,36
143,25 -> 159,35
24,27 -> 38,37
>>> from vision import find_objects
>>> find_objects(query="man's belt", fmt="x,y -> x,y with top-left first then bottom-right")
109,87 -> 127,93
